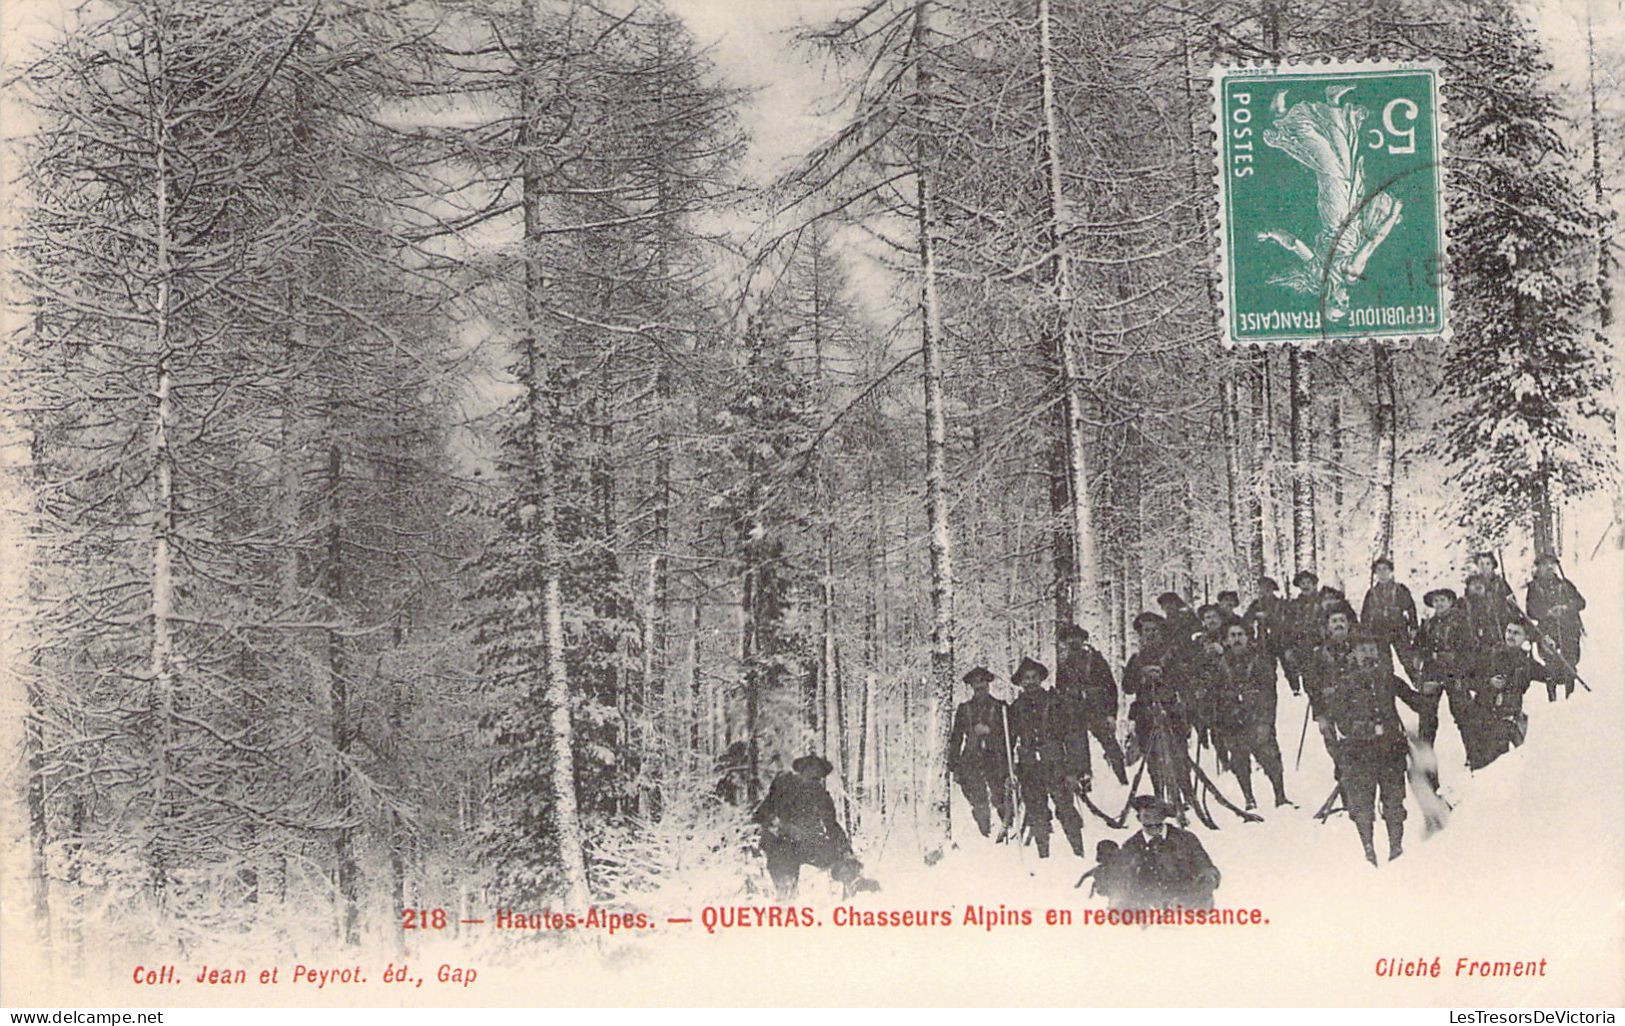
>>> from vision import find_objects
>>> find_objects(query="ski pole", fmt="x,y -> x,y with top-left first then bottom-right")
1294,697 -> 1312,770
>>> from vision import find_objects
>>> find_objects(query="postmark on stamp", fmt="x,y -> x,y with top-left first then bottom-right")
1213,62 -> 1447,347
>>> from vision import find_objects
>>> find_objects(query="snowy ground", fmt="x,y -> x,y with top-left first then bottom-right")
6,548 -> 1620,1008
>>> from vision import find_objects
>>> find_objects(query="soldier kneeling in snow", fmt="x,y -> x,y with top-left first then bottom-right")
1111,796 -> 1221,910
754,754 -> 870,900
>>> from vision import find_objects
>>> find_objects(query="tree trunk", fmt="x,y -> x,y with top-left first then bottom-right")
1372,342 -> 1398,560
1037,0 -> 1097,637
1221,378 -> 1247,582
1289,349 -> 1313,576
521,0 -> 589,905
914,0 -> 955,857
149,102 -> 178,922
1330,397 -> 1346,581
326,444 -> 359,945
1240,355 -> 1265,581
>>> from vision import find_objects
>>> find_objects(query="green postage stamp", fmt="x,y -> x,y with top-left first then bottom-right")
1213,62 -> 1447,346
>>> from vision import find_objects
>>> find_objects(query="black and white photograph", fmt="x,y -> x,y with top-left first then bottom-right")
0,0 -> 1621,1010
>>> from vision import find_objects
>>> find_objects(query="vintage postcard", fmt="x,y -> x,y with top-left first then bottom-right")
1,0 -> 1621,1013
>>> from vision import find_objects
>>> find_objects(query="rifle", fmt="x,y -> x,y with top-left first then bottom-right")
999,703 -> 1025,846
1493,548 -> 1592,693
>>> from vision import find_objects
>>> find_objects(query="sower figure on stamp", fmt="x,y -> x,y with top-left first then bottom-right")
1216,620 -> 1290,810
1361,556 -> 1420,678
1525,553 -> 1585,701
1112,796 -> 1221,910
1008,657 -> 1087,859
1057,625 -> 1128,786
753,755 -> 859,900
948,666 -> 1014,840
1327,633 -> 1426,865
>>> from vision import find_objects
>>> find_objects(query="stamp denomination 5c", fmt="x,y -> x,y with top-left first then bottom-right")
1213,62 -> 1447,347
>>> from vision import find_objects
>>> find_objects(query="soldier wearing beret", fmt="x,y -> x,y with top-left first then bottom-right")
1361,556 -> 1419,676
1470,621 -> 1549,770
1007,657 -> 1087,859
948,666 -> 1013,839
1323,633 -> 1425,864
1525,553 -> 1585,701
1056,625 -> 1128,786
753,754 -> 854,899
1416,587 -> 1472,752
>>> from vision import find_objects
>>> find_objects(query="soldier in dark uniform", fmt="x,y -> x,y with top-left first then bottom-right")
753,755 -> 855,899
1525,553 -> 1586,701
1318,585 -> 1359,628
1124,632 -> 1192,814
715,740 -> 755,807
1008,657 -> 1087,859
1111,796 -> 1221,910
1361,556 -> 1419,677
1157,592 -> 1203,659
1187,629 -> 1227,770
1244,576 -> 1287,675
1281,570 -> 1323,695
1462,573 -> 1513,655
1216,590 -> 1243,621
1214,621 -> 1290,810
1306,608 -> 1358,746
1467,551 -> 1516,611
1470,621 -> 1549,770
947,667 -> 1013,839
1325,633 -> 1425,864
1123,611 -> 1170,691
1415,588 -> 1473,752
1056,625 -> 1127,785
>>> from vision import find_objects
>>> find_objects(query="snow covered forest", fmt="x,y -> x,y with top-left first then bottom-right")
1,0 -> 1620,959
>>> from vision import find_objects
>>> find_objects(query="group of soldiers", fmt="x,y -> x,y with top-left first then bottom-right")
947,550 -> 1589,884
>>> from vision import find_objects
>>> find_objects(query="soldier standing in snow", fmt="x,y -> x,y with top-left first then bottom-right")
1467,551 -> 1517,610
1525,553 -> 1586,701
1157,592 -> 1203,658
1008,657 -> 1088,859
1462,572 -> 1514,655
1111,796 -> 1221,909
1244,576 -> 1287,675
948,667 -> 1013,839
1282,570 -> 1323,695
1124,647 -> 1192,815
1416,588 -> 1473,750
753,755 -> 856,899
1361,556 -> 1419,676
1214,621 -> 1290,810
1325,633 -> 1425,864
1306,607 -> 1358,751
1056,625 -> 1128,786
1470,621 -> 1549,770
